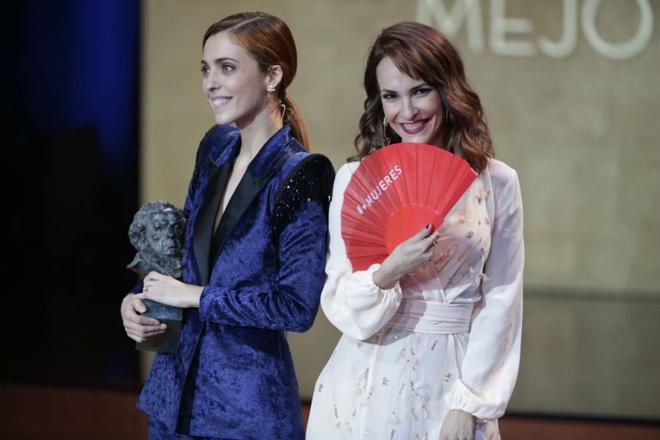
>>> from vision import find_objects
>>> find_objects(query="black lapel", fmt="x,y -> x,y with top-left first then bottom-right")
193,160 -> 234,285
208,139 -> 296,268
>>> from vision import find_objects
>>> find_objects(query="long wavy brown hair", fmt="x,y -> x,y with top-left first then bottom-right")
353,22 -> 493,172
203,12 -> 310,149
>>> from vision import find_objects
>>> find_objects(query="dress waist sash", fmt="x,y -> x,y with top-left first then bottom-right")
387,299 -> 474,334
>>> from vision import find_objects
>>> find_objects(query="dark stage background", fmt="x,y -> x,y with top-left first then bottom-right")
2,0 -> 141,386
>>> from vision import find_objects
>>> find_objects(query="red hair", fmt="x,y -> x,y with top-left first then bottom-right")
353,22 -> 494,172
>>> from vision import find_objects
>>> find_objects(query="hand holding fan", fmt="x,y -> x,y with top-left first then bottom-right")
341,142 -> 477,271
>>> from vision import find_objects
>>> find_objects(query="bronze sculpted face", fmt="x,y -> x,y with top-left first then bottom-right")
144,208 -> 184,256
127,201 -> 185,279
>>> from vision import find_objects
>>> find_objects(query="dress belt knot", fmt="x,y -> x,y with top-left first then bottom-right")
387,299 -> 474,334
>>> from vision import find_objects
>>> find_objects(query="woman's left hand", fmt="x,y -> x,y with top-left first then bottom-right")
138,271 -> 204,308
439,409 -> 475,440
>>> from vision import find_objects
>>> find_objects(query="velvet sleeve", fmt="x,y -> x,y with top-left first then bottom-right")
446,161 -> 524,420
198,155 -> 335,332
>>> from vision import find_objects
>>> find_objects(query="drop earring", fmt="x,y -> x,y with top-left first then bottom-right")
382,116 -> 391,146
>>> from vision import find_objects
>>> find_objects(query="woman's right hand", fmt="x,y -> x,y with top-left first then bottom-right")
373,224 -> 440,289
120,293 -> 167,343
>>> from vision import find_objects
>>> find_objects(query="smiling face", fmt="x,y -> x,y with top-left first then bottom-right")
376,56 -> 444,147
201,32 -> 273,127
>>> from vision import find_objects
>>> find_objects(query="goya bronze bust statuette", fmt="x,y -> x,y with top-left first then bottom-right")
127,201 -> 185,353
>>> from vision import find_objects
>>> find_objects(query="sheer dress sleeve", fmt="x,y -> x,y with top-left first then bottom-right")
320,163 -> 403,341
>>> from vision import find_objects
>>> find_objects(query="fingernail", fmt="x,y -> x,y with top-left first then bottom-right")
426,224 -> 431,229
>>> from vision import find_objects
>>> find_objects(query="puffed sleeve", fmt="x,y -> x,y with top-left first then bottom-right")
446,162 -> 524,420
320,163 -> 403,341
198,155 -> 334,332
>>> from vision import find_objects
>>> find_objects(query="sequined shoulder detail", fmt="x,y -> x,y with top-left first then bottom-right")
272,154 -> 335,234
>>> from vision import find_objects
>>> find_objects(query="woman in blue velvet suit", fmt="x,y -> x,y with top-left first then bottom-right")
120,12 -> 334,439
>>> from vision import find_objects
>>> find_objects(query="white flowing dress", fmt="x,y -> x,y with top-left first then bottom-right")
307,158 -> 524,440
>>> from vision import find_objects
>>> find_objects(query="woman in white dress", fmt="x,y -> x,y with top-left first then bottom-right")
307,22 -> 524,440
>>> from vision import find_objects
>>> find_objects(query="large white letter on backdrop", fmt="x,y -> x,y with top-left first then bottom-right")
490,0 -> 536,56
539,0 -> 578,58
416,0 -> 485,53
582,0 -> 653,60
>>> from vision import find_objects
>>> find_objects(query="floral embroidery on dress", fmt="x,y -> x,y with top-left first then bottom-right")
307,160 -> 523,440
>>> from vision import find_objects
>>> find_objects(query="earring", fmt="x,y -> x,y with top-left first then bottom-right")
279,102 -> 287,119
266,84 -> 276,93
382,116 -> 391,146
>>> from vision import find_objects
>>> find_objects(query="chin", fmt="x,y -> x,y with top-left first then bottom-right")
214,114 -> 234,125
405,136 -> 431,144
399,130 -> 441,146
211,108 -> 238,125
395,120 -> 442,146
397,134 -> 432,145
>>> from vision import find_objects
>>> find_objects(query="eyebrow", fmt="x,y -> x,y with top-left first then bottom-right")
200,57 -> 240,65
380,84 -> 431,94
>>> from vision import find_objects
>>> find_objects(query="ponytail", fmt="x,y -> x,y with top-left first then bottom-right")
281,92 -> 310,150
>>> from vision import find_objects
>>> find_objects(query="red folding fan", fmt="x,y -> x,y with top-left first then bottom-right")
341,142 -> 477,271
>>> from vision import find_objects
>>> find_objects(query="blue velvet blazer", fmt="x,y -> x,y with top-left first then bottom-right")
137,124 -> 334,439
